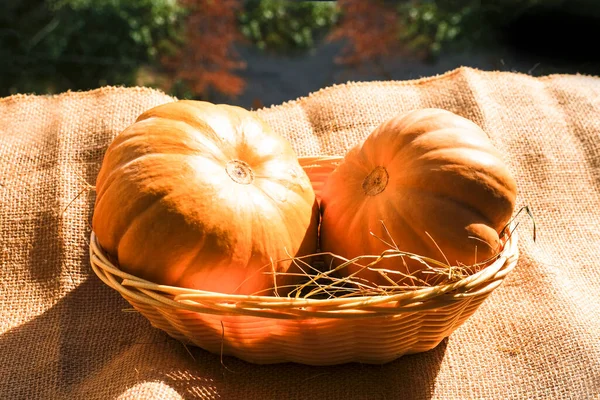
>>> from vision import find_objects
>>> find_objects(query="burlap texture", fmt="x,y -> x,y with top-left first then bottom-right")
1,67 -> 599,399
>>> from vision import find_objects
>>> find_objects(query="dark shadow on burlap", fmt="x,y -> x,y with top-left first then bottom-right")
29,210 -> 64,287
0,276 -> 447,400
0,279 -> 133,398
210,339 -> 448,400
18,116 -> 64,290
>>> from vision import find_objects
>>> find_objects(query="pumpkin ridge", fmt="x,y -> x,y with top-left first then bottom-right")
248,188 -> 297,272
96,153 -> 197,206
107,120 -> 224,162
94,156 -> 155,212
404,164 -> 511,203
379,197 -> 434,254
380,125 -> 492,169
136,102 -> 220,137
252,180 -> 305,245
167,233 -> 210,288
418,189 -> 497,232
415,145 -> 503,167
139,109 -> 239,161
253,177 -> 286,206
173,219 -> 240,290
115,194 -> 165,259
396,159 -> 515,227
254,175 -> 312,206
344,198 -> 371,245
253,159 -> 315,206
386,148 -> 419,170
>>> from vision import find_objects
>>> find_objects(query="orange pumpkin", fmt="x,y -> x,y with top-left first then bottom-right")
319,108 -> 517,285
93,100 -> 319,296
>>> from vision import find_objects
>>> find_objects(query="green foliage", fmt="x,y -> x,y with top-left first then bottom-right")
0,0 -> 184,95
238,0 -> 339,53
397,1 -> 482,60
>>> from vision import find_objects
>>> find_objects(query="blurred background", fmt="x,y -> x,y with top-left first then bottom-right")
2,0 -> 599,108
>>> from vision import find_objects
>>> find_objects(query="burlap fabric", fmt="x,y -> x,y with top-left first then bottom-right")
1,67 -> 599,399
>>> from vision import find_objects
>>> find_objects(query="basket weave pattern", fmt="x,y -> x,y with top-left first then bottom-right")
90,156 -> 519,365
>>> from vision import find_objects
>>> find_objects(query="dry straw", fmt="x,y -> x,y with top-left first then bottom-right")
90,156 -> 520,365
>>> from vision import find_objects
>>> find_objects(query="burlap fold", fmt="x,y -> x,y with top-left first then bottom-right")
1,68 -> 599,399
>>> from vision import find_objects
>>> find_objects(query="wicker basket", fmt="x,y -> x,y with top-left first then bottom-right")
90,156 -> 519,366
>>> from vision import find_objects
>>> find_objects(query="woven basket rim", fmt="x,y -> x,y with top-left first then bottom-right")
89,229 -> 518,319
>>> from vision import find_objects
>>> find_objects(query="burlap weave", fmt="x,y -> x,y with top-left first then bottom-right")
1,67 -> 599,399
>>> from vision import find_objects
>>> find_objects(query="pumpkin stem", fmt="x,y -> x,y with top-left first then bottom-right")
362,166 -> 389,196
226,160 -> 254,185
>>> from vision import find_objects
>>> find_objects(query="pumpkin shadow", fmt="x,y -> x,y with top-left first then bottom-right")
0,278 -> 221,399
1,276 -> 447,400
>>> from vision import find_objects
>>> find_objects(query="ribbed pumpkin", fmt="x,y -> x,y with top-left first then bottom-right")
320,108 -> 517,285
93,100 -> 319,296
